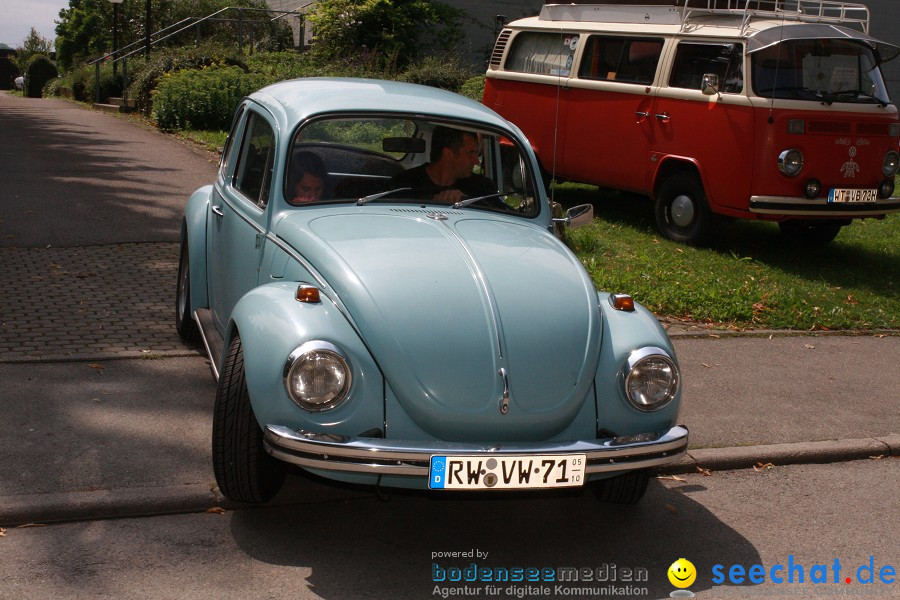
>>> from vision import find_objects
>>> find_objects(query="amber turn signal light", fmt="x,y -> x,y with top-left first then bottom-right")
296,285 -> 321,303
610,293 -> 635,312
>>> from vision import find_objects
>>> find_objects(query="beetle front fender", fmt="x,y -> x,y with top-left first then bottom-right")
594,292 -> 682,436
183,185 -> 212,315
225,282 -> 384,436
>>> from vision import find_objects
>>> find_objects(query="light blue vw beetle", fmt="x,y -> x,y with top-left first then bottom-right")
176,78 -> 687,505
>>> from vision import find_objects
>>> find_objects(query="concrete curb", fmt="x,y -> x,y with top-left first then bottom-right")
2,436 -> 896,527
658,434 -> 900,474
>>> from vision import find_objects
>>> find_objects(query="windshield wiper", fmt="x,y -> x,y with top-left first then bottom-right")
357,187 -> 411,206
829,89 -> 888,107
452,189 -> 524,209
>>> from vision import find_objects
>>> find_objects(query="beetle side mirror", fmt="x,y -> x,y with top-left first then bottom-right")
701,73 -> 720,96
552,203 -> 594,229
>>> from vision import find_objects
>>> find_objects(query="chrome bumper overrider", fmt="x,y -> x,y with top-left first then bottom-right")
263,425 -> 689,477
750,195 -> 900,216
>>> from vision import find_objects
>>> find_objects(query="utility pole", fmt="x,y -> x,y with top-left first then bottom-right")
144,0 -> 152,58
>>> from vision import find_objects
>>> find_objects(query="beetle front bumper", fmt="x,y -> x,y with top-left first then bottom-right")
263,424 -> 688,477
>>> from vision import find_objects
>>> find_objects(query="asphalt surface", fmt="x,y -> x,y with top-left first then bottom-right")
0,93 -> 897,527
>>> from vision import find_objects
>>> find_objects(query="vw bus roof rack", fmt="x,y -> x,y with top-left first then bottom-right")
539,1 -> 871,35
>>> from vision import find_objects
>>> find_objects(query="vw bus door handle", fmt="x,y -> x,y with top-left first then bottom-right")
654,112 -> 671,122
635,111 -> 650,118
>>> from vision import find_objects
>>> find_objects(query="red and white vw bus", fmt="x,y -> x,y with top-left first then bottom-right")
483,0 -> 900,244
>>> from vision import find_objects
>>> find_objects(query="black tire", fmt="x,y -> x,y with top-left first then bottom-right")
212,335 -> 286,503
175,231 -> 199,342
589,470 -> 650,504
655,172 -> 713,245
778,219 -> 844,246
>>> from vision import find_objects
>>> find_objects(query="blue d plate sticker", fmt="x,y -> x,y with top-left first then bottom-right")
430,456 -> 447,489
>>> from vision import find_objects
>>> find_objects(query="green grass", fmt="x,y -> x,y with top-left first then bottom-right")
557,183 -> 899,331
177,129 -> 228,153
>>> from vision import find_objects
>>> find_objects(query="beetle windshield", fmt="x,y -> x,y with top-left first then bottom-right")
751,39 -> 890,104
284,116 -> 542,218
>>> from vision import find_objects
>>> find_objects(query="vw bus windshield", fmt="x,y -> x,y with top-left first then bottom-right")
751,39 -> 890,105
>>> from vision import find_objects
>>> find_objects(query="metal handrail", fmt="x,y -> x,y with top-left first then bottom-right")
88,6 -> 303,104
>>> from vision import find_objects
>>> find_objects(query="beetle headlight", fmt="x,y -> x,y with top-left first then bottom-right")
778,149 -> 804,176
623,347 -> 679,411
284,341 -> 351,411
883,150 -> 899,177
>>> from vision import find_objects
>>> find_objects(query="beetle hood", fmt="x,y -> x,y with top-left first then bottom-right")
275,209 -> 601,441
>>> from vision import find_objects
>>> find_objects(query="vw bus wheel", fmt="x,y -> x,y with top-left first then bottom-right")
589,469 -> 650,504
175,232 -> 199,342
655,172 -> 712,245
213,335 -> 285,503
778,220 -> 844,246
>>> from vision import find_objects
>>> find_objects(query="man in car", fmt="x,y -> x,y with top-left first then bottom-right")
390,126 -> 496,204
288,151 -> 327,204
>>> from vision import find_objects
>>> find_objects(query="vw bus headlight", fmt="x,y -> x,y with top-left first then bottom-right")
883,150 -> 900,177
284,341 -> 351,411
778,149 -> 804,176
623,347 -> 679,412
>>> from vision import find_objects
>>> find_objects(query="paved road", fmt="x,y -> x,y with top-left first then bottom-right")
1,460 -> 896,600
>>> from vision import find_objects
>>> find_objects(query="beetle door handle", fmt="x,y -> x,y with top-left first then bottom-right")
654,112 -> 671,122
211,205 -> 225,217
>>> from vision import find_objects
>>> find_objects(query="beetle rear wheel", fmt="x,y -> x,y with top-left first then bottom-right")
175,231 -> 199,342
588,469 -> 650,504
655,172 -> 713,245
212,335 -> 286,503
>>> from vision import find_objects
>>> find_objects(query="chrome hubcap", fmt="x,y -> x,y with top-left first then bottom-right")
671,194 -> 695,228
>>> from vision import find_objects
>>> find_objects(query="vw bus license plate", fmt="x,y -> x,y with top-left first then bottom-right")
429,454 -> 586,490
828,188 -> 876,203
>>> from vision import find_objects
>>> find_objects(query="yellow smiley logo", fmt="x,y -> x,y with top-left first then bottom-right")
668,558 -> 697,588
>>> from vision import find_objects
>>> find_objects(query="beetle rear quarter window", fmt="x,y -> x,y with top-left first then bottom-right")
578,36 -> 663,84
233,111 -> 275,208
505,31 -> 580,77
670,42 -> 744,92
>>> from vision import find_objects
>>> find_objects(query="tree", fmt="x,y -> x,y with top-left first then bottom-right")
8,28 -> 54,74
306,0 -> 464,68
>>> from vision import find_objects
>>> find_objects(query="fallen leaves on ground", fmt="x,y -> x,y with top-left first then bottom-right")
658,474 -> 687,482
753,462 -> 775,471
206,507 -> 227,515
696,466 -> 712,476
0,527 -> 6,537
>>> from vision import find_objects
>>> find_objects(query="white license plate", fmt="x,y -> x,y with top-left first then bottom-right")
828,188 -> 877,203
429,454 -> 586,490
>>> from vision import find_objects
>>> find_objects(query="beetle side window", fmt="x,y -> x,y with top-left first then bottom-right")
219,104 -> 245,174
505,31 -> 579,77
233,111 -> 275,208
578,36 -> 663,84
670,42 -> 744,92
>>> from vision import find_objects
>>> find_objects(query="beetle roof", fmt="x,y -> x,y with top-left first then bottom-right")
249,78 -> 515,131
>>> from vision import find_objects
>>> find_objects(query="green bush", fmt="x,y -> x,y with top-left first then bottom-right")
458,75 -> 485,101
152,65 -> 273,131
42,77 -> 65,98
127,44 -> 245,116
397,56 -> 475,92
25,54 -> 59,98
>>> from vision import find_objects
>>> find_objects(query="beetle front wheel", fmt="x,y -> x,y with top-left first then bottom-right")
588,469 -> 650,504
212,335 -> 285,503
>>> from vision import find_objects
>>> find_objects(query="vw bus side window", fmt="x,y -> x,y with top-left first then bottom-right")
751,39 -> 889,103
670,43 -> 744,92
505,32 -> 579,76
578,37 -> 663,84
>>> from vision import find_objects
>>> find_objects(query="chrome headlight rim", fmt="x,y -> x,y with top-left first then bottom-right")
283,341 -> 352,412
622,346 -> 680,412
777,149 -> 804,177
883,150 -> 900,178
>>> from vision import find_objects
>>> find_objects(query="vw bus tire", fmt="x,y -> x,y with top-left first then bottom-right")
213,335 -> 286,503
175,231 -> 199,342
778,219 -> 843,246
655,172 -> 712,245
589,469 -> 650,504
